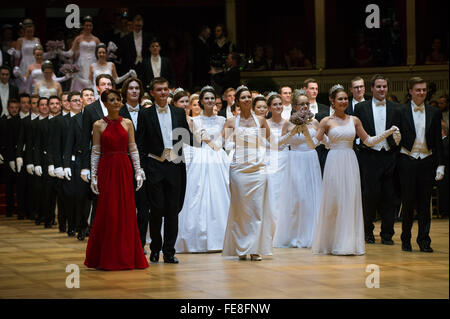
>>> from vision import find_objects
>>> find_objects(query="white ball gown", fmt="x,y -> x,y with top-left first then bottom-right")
175,115 -> 231,252
274,126 -> 322,248
91,61 -> 113,99
312,116 -> 365,255
265,121 -> 289,224
222,113 -> 275,257
19,37 -> 40,74
71,40 -> 97,91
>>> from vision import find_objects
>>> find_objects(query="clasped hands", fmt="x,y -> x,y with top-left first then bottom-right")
90,170 -> 146,195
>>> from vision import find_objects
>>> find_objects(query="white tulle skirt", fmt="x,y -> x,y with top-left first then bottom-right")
274,149 -> 322,248
311,148 -> 365,255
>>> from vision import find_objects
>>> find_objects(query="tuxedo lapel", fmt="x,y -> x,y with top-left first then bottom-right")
366,102 -> 376,135
119,105 -> 131,120
170,105 -> 178,132
425,104 -> 432,136
75,113 -> 83,130
93,100 -> 103,119
405,102 -> 416,137
149,106 -> 163,142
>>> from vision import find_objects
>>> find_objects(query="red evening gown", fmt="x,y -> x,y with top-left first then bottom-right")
84,116 -> 149,270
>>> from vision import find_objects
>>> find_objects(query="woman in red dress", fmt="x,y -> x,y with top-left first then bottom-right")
84,89 -> 149,270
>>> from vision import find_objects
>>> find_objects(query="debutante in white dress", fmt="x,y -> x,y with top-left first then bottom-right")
37,83 -> 58,98
20,37 -> 40,74
266,120 -> 289,223
176,115 -> 231,252
71,40 -> 97,91
311,116 -> 365,255
274,126 -> 322,248
91,62 -> 113,99
222,113 -> 275,257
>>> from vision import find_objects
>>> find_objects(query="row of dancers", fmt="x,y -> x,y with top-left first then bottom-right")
0,74 -> 445,270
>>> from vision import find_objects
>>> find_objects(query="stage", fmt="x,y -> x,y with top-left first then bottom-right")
0,215 -> 448,299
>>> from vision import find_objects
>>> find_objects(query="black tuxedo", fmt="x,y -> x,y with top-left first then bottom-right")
119,104 -> 150,248
64,112 -> 91,234
29,116 -> 41,220
314,103 -> 332,174
193,37 -> 211,88
354,99 -> 401,241
48,114 -> 71,231
211,66 -> 240,95
345,95 -> 372,115
397,102 -> 444,247
1,115 -> 18,216
142,56 -> 176,91
118,31 -> 152,79
0,83 -> 19,117
136,104 -> 192,256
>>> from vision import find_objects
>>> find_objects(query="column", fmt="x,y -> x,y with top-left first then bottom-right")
225,0 -> 237,46
406,0 -> 416,65
314,0 -> 326,69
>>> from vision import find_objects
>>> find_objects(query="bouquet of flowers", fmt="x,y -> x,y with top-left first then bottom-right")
59,63 -> 80,75
45,40 -> 65,52
289,108 -> 314,125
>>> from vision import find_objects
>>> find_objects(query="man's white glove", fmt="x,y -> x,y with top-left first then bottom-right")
64,167 -> 72,180
54,167 -> 64,179
0,154 -> 4,164
34,165 -> 42,176
435,165 -> 445,181
16,157 -> 23,173
80,169 -> 91,183
26,164 -> 34,175
48,165 -> 56,177
9,161 -> 16,172
91,175 -> 99,195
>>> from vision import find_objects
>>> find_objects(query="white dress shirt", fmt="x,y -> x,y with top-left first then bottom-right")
0,82 -> 9,116
151,55 -> 161,78
127,103 -> 139,130
400,101 -> 432,159
154,103 -> 177,161
281,104 -> 292,120
309,101 -> 318,115
133,31 -> 143,65
62,110 -> 69,116
31,112 -> 39,120
19,111 -> 29,119
226,105 -> 233,119
371,98 -> 390,151
70,111 -> 77,117
100,99 -> 108,117
352,97 -> 365,112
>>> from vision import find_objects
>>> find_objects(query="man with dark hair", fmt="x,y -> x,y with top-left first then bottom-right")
193,25 -> 212,88
81,88 -> 95,107
211,52 -> 241,95
354,74 -> 401,246
142,39 -> 175,91
119,77 -> 150,252
64,91 -> 91,239
397,77 -> 445,252
118,14 -> 152,79
0,65 -> 19,117
303,78 -> 329,120
136,77 -> 192,264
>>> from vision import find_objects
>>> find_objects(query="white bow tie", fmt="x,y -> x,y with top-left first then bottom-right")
128,107 -> 139,113
157,106 -> 168,113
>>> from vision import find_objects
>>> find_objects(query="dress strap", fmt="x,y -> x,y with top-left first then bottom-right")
251,112 -> 260,128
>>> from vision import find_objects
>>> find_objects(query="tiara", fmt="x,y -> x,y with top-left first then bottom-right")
254,94 -> 265,99
173,87 -> 185,95
236,85 -> 249,93
200,85 -> 214,95
294,89 -> 307,96
266,91 -> 278,99
329,84 -> 344,95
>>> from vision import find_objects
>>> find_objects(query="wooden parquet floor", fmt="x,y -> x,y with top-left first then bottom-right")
0,215 -> 448,299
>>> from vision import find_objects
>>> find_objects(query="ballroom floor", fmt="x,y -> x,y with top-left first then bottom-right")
0,214 -> 448,299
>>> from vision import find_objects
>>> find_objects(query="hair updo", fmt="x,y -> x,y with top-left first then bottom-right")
235,85 -> 250,106
267,92 -> 282,107
41,60 -> 54,72
95,43 -> 107,59
198,86 -> 216,109
329,84 -> 346,100
292,89 -> 308,106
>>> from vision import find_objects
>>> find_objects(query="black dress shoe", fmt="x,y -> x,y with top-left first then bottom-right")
67,230 -> 76,237
150,251 -> 160,263
59,226 -> 66,233
35,219 -> 41,226
86,228 -> 90,237
419,245 -> 433,253
77,230 -> 86,241
365,234 -> 375,244
402,242 -> 412,251
52,221 -> 57,226
381,238 -> 394,245
163,255 -> 179,264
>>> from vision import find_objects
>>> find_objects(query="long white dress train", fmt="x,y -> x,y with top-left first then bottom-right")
274,126 -> 322,248
311,116 -> 365,255
175,115 -> 231,252
222,114 -> 275,257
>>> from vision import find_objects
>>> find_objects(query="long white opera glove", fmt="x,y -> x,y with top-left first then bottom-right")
34,165 -> 42,176
64,167 -> 72,180
80,169 -> 90,183
301,125 -> 330,149
48,165 -> 56,177
9,161 -> 16,172
16,157 -> 23,173
90,145 -> 101,195
435,165 -> 445,181
278,125 -> 301,148
115,69 -> 136,84
128,143 -> 146,191
54,167 -> 64,179
26,164 -> 34,175
0,154 -> 4,164
363,126 -> 397,147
